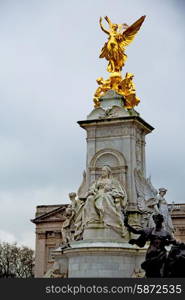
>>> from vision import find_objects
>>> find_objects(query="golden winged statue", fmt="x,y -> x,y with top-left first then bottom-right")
99,15 -> 146,73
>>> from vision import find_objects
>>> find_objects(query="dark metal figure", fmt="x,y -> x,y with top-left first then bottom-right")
125,214 -> 176,277
164,242 -> 185,277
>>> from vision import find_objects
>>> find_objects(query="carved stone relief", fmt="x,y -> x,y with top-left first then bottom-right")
89,148 -> 127,186
96,153 -> 119,168
136,140 -> 142,169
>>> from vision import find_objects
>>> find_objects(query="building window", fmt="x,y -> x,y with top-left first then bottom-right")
48,247 -> 55,262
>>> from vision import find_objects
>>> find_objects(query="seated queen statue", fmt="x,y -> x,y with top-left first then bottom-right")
74,165 -> 127,239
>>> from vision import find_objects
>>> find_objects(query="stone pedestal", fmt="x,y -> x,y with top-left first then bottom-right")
63,241 -> 146,277
78,91 -> 154,212
50,91 -> 154,278
83,223 -> 127,241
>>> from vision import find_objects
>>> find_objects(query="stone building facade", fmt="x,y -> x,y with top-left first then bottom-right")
32,202 -> 185,277
169,203 -> 185,241
31,205 -> 67,278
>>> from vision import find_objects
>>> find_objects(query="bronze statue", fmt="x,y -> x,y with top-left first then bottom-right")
164,242 -> 185,277
125,214 -> 177,278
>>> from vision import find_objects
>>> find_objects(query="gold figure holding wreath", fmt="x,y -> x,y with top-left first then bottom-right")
93,16 -> 145,109
99,15 -> 146,74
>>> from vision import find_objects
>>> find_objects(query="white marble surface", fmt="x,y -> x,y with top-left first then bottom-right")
69,240 -> 148,249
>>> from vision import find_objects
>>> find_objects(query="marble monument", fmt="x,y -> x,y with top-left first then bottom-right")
43,15 -> 175,278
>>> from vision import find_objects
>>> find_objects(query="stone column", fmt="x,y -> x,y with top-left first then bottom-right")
34,231 -> 46,278
78,116 -> 153,211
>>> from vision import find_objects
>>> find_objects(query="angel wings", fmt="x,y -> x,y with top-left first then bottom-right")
99,15 -> 146,73
134,168 -> 158,213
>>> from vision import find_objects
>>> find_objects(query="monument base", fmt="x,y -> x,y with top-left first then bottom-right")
83,222 -> 129,242
53,241 -> 146,278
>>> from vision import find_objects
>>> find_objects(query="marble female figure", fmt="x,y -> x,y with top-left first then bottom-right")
157,188 -> 174,234
75,166 -> 127,239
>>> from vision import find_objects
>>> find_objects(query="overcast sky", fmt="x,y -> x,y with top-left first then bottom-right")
0,0 -> 185,249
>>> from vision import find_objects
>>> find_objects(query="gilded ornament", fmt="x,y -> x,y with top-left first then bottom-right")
93,16 -> 145,109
